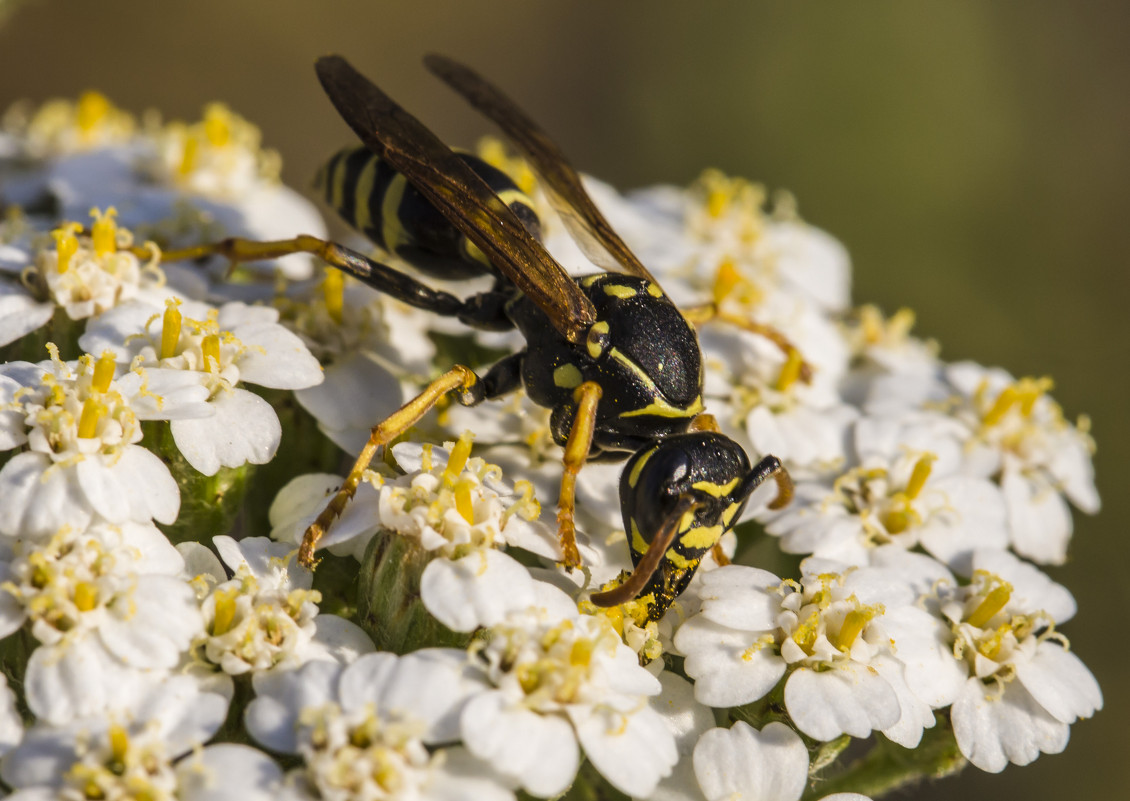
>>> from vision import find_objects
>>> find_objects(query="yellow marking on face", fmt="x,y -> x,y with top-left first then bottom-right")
380,172 -> 409,250
352,154 -> 381,234
630,519 -> 650,554
604,283 -> 637,299
647,282 -> 663,298
691,476 -> 741,498
587,320 -> 609,359
627,445 -> 658,489
721,501 -> 742,526
680,524 -> 723,550
553,363 -> 583,389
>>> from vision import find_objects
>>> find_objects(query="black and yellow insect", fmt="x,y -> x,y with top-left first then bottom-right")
163,54 -> 795,621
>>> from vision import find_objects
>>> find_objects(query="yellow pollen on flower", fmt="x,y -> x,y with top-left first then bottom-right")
904,454 -> 936,500
203,103 -> 233,147
443,431 -> 475,484
834,606 -> 878,653
77,397 -> 106,439
965,583 -> 1013,628
323,268 -> 344,325
775,349 -> 805,392
712,259 -> 741,305
792,607 -> 820,655
73,580 -> 99,612
160,300 -> 182,360
76,91 -> 111,134
90,207 -> 118,258
51,222 -> 82,274
93,352 -> 116,394
201,334 -> 221,372
211,587 -> 240,636
982,376 -> 1054,427
569,638 -> 594,667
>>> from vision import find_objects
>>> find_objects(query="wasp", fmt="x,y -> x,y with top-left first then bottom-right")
163,55 -> 796,621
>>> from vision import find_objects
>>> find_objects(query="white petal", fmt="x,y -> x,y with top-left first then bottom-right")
420,550 -> 536,632
951,677 -> 1069,772
100,576 -> 202,668
247,661 -> 342,754
99,445 -> 181,525
695,565 -> 783,631
873,656 -> 935,748
233,321 -> 323,390
294,353 -> 402,456
785,664 -> 901,741
648,672 -> 715,801
305,614 -> 375,664
571,702 -> 676,798
340,649 -> 480,743
24,638 -> 146,724
675,616 -> 786,708
693,721 -> 808,801
461,691 -> 578,797
135,674 -> 229,755
0,286 -> 53,347
1015,641 -> 1102,723
176,744 -> 284,801
0,452 -> 93,539
1002,469 -> 1072,565
971,549 -> 1076,624
171,388 -> 281,475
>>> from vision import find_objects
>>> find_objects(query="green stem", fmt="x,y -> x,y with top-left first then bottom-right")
803,715 -> 966,800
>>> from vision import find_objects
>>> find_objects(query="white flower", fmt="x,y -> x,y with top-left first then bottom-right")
0,521 -> 202,723
0,674 -> 230,797
0,673 -> 22,760
944,362 -> 1099,564
272,434 -> 558,632
765,415 -> 1009,574
80,297 -> 323,475
0,349 -> 208,540
933,549 -> 1102,772
462,582 -> 677,798
693,720 -> 870,801
674,564 -> 960,747
185,536 -> 372,679
245,652 -> 513,801
839,305 -> 943,416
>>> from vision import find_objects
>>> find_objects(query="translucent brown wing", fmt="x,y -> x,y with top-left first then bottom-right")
424,53 -> 659,286
315,55 -> 595,343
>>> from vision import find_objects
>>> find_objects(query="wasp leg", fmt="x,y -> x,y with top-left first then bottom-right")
157,235 -> 513,330
590,494 -> 700,608
299,364 -> 485,568
556,381 -> 603,570
736,454 -> 794,511
681,303 -> 813,384
710,542 -> 731,566
689,413 -> 721,433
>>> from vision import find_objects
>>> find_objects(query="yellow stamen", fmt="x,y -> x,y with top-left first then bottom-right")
160,300 -> 182,360
108,724 -> 129,763
835,608 -> 876,652
712,259 -> 741,305
775,349 -> 805,392
203,103 -> 232,147
323,268 -> 344,325
76,91 -> 110,134
965,583 -> 1012,628
90,207 -> 118,258
78,397 -> 106,439
73,581 -> 99,612
211,587 -> 240,636
178,135 -> 199,176
1017,376 -> 1054,416
201,334 -> 221,372
443,432 -> 474,483
904,454 -> 936,500
51,222 -> 82,274
454,479 -> 474,525
92,352 -> 116,394
792,608 -> 820,655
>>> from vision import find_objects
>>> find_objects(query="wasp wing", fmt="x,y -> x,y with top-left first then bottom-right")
316,55 -> 595,343
425,53 -> 659,285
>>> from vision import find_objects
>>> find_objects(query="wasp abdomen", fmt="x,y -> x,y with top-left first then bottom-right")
315,146 -> 541,280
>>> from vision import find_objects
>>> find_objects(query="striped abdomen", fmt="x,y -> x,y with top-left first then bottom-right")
314,146 -> 541,280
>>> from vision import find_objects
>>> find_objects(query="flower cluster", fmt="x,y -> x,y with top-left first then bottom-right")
0,88 -> 1101,801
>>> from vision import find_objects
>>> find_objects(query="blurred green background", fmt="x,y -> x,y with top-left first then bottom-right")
1,1 -> 1125,797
